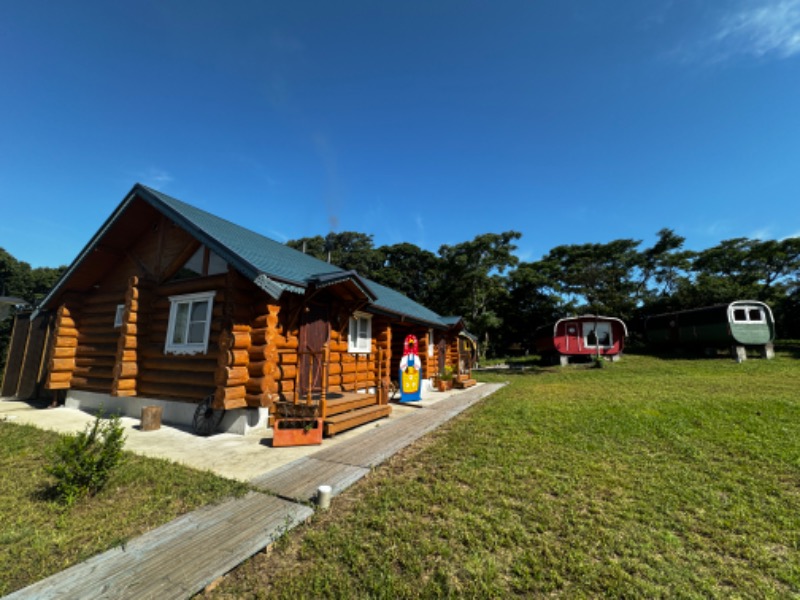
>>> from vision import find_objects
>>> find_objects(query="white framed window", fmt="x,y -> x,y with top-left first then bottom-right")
165,291 -> 215,355
348,312 -> 372,353
583,322 -> 612,348
114,304 -> 125,328
732,306 -> 766,323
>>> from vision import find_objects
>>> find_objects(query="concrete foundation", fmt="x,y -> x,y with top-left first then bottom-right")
65,390 -> 269,435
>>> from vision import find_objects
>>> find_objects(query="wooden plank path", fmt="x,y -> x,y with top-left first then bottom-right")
254,383 -> 504,502
7,382 -> 503,599
6,493 -> 313,600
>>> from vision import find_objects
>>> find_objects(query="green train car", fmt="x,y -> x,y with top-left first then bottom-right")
644,300 -> 775,361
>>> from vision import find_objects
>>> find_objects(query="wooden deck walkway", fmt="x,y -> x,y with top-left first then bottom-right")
7,383 -> 504,600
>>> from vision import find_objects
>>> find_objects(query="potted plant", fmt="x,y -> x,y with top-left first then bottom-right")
437,365 -> 454,392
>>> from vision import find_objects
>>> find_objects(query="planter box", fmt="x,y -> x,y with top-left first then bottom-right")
437,380 -> 453,392
272,418 -> 323,447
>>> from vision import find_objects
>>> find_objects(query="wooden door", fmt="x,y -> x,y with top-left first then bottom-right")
298,303 -> 330,397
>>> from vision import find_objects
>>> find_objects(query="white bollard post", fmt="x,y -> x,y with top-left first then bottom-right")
317,485 -> 332,510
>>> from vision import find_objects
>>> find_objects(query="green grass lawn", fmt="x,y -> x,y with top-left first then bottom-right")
205,352 -> 800,599
0,422 -> 249,596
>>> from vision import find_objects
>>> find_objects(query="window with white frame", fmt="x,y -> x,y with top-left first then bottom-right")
583,322 -> 613,348
165,291 -> 215,354
348,312 -> 372,353
732,306 -> 766,323
114,304 -> 125,328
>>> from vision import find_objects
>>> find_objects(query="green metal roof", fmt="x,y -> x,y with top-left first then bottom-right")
41,184 -> 453,329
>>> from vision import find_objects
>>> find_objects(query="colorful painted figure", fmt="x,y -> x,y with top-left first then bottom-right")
399,334 -> 422,402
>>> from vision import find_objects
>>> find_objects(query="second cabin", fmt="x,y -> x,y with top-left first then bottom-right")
534,315 -> 627,366
644,300 -> 775,362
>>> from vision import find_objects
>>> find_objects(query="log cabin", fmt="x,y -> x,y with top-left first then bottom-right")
30,183 -> 466,436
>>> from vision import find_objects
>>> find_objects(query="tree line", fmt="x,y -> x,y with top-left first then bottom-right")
288,230 -> 800,358
0,248 -> 67,372
2,229 -> 799,371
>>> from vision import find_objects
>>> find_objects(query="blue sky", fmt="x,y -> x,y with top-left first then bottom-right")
2,1 -> 799,269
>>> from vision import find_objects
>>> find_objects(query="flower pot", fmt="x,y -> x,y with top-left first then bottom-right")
272,418 -> 323,447
437,379 -> 453,392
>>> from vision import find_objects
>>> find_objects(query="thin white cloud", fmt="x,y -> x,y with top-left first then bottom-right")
701,0 -> 800,62
139,167 -> 174,189
716,0 -> 800,58
749,227 -> 773,239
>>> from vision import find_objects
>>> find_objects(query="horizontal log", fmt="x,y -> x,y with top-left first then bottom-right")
251,311 -> 280,330
77,332 -> 120,346
57,327 -> 79,338
79,323 -> 118,337
75,357 -> 116,369
245,376 -> 277,394
80,314 -> 119,327
140,356 -> 218,373
248,360 -> 279,378
250,328 -> 269,346
139,369 -> 215,387
48,358 -> 75,372
119,350 -> 137,363
232,323 -> 252,333
278,379 -> 295,392
157,273 -> 227,297
214,385 -> 246,405
245,392 -> 274,408
114,378 -> 137,391
58,316 -> 77,329
276,336 -> 298,350
277,364 -> 297,380
48,371 -> 74,384
73,366 -> 114,380
215,366 -> 250,387
112,390 -> 137,398
83,299 -> 130,316
71,378 -> 111,392
83,289 -> 127,306
52,347 -> 77,359
138,381 -> 214,402
113,362 -> 138,379
248,344 -> 269,360
219,330 -> 250,352
75,343 -> 117,357
221,349 -> 249,367
117,335 -> 138,350
278,351 -> 298,365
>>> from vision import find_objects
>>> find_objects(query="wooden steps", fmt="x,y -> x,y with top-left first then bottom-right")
325,393 -> 379,416
455,375 -> 477,389
273,392 -> 392,440
324,403 -> 392,437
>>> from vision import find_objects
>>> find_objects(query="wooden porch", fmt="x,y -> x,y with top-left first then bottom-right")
273,391 -> 392,437
272,347 -> 392,440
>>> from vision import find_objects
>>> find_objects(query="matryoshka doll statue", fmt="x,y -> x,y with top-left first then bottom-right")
399,334 -> 422,402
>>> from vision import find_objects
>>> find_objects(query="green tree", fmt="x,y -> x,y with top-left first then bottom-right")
497,260 -> 562,354
539,239 -> 642,321
287,232 -> 384,279
437,231 -> 521,358
372,242 -> 442,307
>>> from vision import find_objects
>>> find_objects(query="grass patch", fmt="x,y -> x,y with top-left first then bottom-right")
0,421 -> 249,596
204,352 -> 800,598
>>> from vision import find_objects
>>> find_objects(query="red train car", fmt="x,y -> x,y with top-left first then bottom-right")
534,315 -> 627,365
